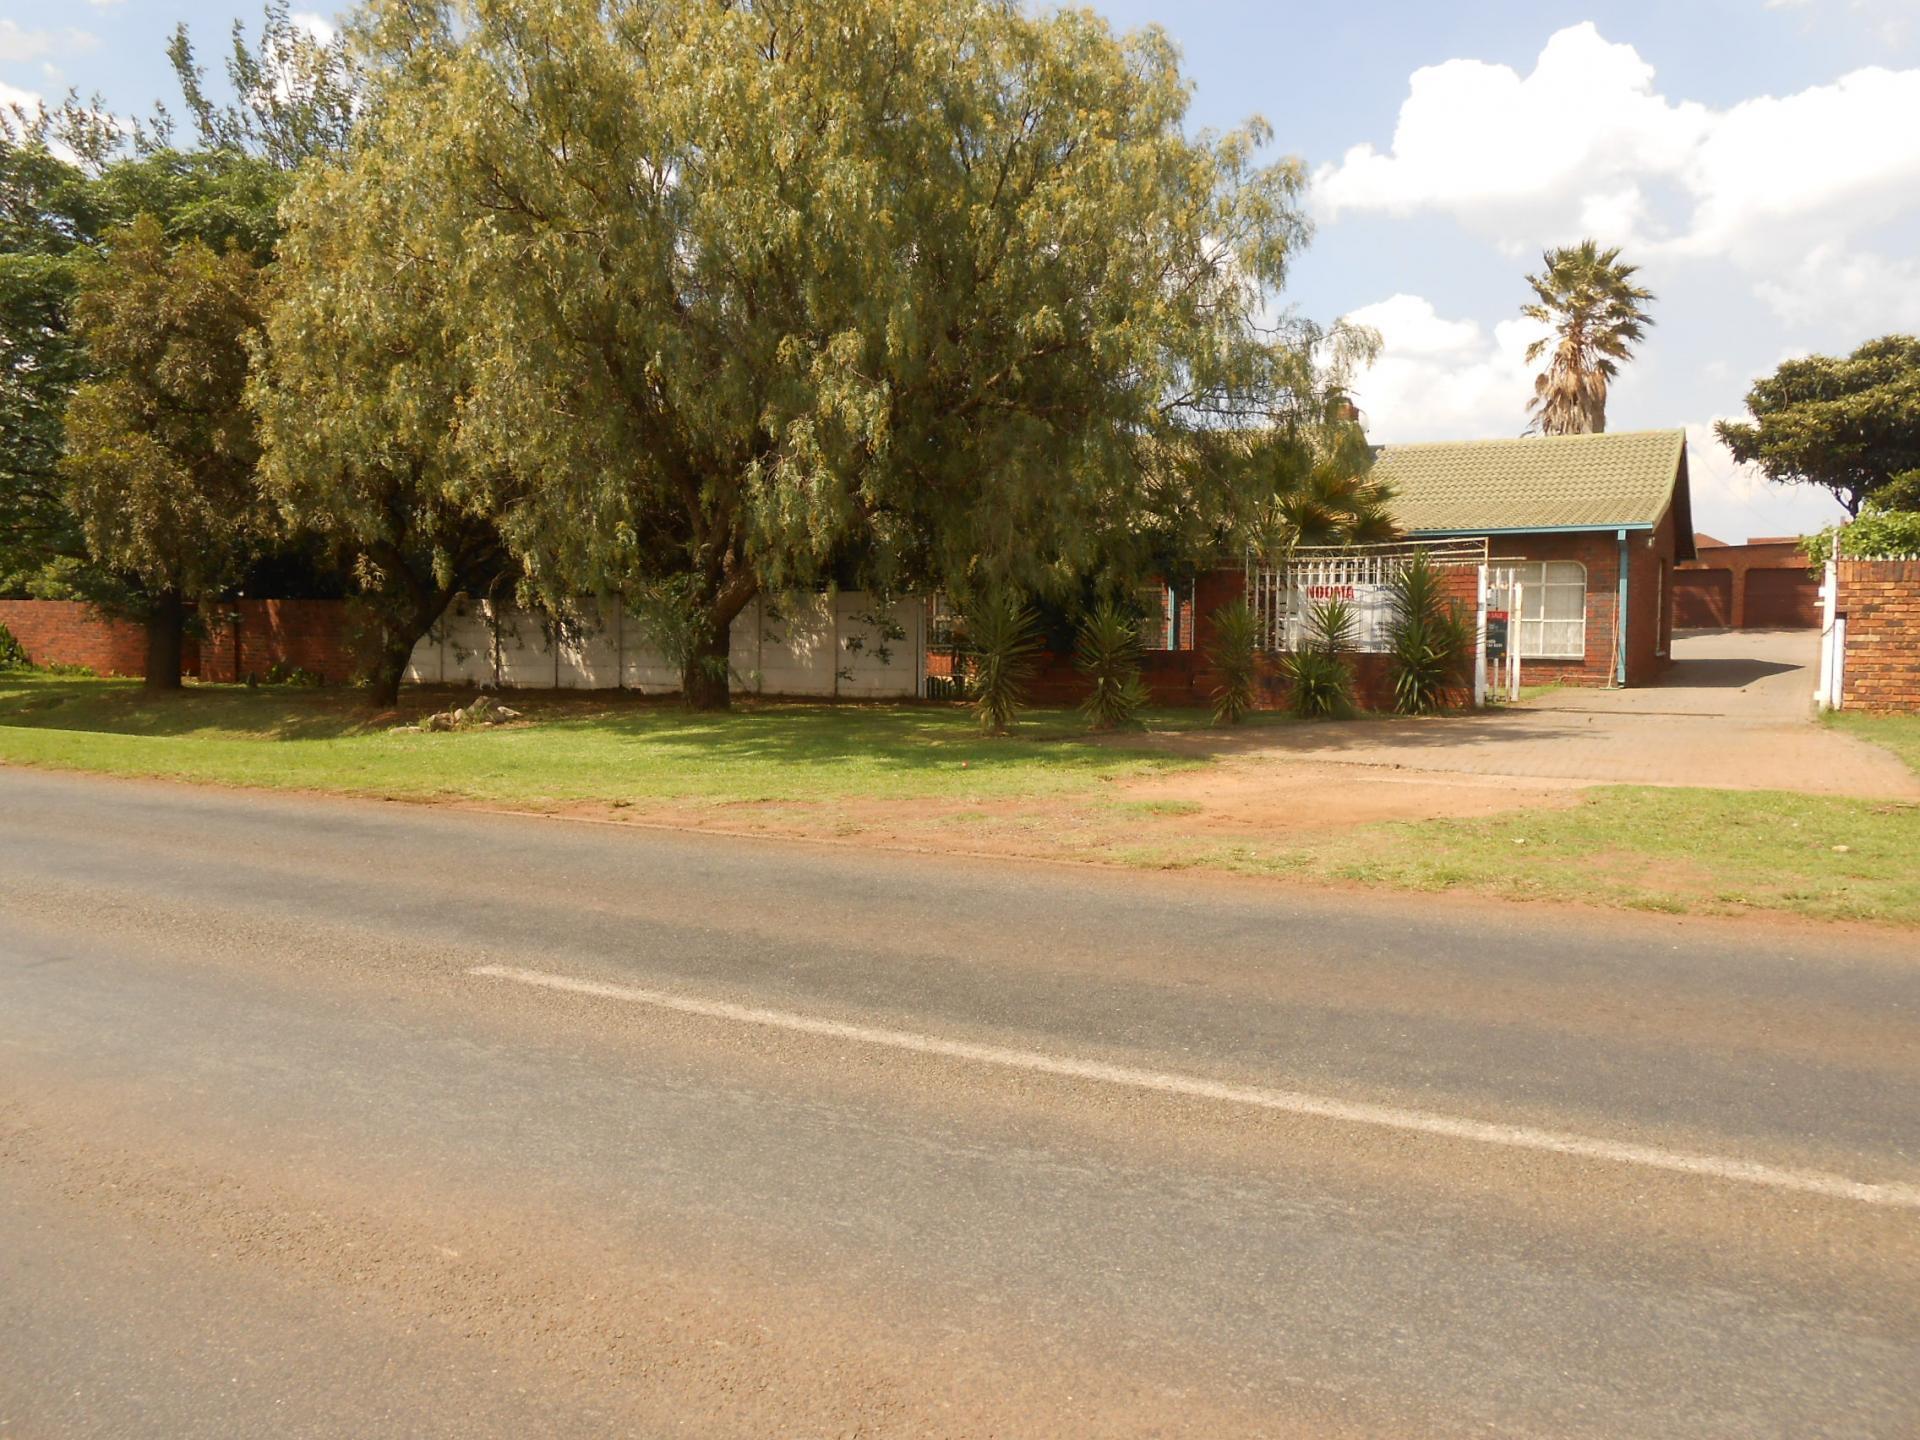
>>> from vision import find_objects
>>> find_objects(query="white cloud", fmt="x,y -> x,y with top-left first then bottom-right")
1341,295 -> 1549,441
0,79 -> 42,115
1675,66 -> 1920,264
1343,293 -> 1483,358
0,21 -> 98,63
290,12 -> 338,46
1315,24 -> 1920,327
1751,243 -> 1920,333
1316,25 -> 1708,245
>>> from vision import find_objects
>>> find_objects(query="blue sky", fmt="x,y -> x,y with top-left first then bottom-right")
7,0 -> 1917,540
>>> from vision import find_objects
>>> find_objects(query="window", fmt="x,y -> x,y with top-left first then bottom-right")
1136,584 -> 1172,650
1501,561 -> 1586,658
1137,582 -> 1195,651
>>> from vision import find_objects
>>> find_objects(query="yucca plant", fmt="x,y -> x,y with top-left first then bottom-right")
966,591 -> 1042,735
1074,601 -> 1149,731
1206,599 -> 1260,725
1385,552 -> 1473,715
1282,597 -> 1357,719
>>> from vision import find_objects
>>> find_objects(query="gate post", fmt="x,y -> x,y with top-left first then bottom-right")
1474,564 -> 1489,707
1816,559 -> 1841,711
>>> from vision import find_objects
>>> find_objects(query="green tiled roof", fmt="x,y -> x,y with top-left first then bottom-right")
1373,429 -> 1689,535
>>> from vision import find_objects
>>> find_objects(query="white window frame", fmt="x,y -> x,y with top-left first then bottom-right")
1503,561 -> 1587,659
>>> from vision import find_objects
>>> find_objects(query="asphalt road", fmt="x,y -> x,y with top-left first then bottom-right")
2,767 -> 1916,1437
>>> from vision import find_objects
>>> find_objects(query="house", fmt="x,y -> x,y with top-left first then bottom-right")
1368,429 -> 1696,687
1675,534 -> 1821,629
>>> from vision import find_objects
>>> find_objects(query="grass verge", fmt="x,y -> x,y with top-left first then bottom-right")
1826,711 -> 1920,777
1132,786 -> 1920,926
0,674 -> 1211,806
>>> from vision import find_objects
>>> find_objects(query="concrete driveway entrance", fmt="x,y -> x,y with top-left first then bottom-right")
1527,630 -> 1821,721
1220,630 -> 1919,799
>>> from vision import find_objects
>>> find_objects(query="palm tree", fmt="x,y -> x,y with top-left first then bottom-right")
1522,240 -> 1655,435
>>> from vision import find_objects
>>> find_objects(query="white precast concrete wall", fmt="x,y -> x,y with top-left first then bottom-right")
405,592 -> 926,698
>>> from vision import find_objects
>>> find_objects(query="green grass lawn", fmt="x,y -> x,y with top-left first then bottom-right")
0,673 -> 1209,806
1826,711 -> 1920,777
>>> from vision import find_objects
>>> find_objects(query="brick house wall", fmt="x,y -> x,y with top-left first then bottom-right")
1837,559 -> 1920,714
1626,507 -> 1679,686
0,600 -> 171,677
1475,530 -> 1622,688
1465,517 -> 1680,689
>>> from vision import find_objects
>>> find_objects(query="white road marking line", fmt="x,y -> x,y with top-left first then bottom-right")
470,964 -> 1920,1211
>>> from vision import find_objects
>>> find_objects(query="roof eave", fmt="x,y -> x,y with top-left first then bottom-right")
1407,522 -> 1656,537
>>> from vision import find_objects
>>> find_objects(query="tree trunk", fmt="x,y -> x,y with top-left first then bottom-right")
681,617 -> 733,712
366,636 -> 415,709
359,582 -> 452,710
143,591 -> 187,692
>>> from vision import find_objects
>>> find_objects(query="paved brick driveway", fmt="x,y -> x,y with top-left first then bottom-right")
1235,630 -> 1919,799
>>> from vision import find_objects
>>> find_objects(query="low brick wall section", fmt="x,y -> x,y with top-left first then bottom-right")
198,599 -> 356,685
1839,559 -> 1920,714
0,600 -> 157,677
1023,648 -> 1417,712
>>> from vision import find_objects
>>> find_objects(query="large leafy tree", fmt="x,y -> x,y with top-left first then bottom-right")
60,216 -> 270,689
253,150 -> 513,707
1716,336 -> 1920,517
0,144 -> 285,602
1,3 -> 354,610
0,143 -> 101,597
159,0 -> 359,169
356,0 -> 1374,708
1522,240 -> 1655,436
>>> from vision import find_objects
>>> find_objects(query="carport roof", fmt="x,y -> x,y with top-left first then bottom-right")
1373,429 -> 1692,550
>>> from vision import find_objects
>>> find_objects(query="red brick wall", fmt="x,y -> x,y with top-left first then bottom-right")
1023,568 -> 1463,712
197,599 -> 355,684
0,600 -> 158,677
0,597 -> 357,683
1838,559 -> 1920,714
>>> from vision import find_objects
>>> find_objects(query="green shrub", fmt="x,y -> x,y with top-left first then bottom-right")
1283,597 -> 1356,719
1207,599 -> 1260,725
264,659 -> 324,687
1075,601 -> 1149,731
1802,501 -> 1920,568
0,623 -> 30,672
1385,552 -> 1472,715
966,591 -> 1041,735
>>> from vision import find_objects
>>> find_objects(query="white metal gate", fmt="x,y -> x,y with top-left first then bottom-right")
1251,539 -> 1489,655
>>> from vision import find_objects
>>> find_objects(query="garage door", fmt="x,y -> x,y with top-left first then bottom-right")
1674,569 -> 1733,628
1744,567 -> 1821,628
